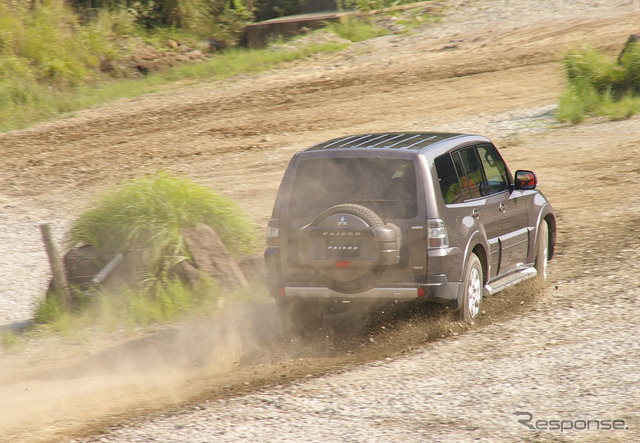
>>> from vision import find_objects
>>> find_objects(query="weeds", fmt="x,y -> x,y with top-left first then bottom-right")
160,39 -> 348,81
34,278 -> 269,335
34,172 -> 262,333
0,23 -> 347,132
1,331 -> 18,349
0,1 -> 434,132
326,16 -> 389,42
558,43 -> 640,123
69,171 -> 258,271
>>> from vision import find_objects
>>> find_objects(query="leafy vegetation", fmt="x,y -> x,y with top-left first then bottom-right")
326,16 -> 388,42
0,0 -> 355,131
1,330 -> 18,349
35,279 -> 229,333
0,0 -> 436,132
342,0 -> 426,13
69,171 -> 257,267
558,43 -> 640,123
33,172 -> 262,332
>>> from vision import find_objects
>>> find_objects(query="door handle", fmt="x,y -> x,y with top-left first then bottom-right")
472,208 -> 480,218
498,202 -> 507,213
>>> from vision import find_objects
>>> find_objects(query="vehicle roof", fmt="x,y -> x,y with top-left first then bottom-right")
303,132 -> 489,154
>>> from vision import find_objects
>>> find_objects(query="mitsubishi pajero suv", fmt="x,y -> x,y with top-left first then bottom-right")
264,133 -> 556,336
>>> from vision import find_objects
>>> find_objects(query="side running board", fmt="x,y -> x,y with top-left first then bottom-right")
484,267 -> 537,297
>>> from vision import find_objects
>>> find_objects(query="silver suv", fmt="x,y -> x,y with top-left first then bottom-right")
264,133 -> 556,335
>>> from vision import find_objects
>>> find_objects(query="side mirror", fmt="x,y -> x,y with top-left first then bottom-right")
515,170 -> 537,190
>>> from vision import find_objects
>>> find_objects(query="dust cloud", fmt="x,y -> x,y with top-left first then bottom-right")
0,286 -> 543,442
0,303 -> 282,442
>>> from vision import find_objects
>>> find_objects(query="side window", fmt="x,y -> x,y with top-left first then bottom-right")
458,147 -> 484,199
435,154 -> 463,204
477,144 -> 510,195
451,152 -> 468,200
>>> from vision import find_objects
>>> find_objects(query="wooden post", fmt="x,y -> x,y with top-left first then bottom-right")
40,223 -> 72,308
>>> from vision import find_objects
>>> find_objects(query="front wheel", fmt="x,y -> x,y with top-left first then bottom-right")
534,219 -> 549,288
458,253 -> 483,323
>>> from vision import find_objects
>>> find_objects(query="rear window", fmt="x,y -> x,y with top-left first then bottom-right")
288,158 -> 418,219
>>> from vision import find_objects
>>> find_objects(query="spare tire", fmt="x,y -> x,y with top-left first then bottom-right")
312,204 -> 386,229
298,204 -> 401,286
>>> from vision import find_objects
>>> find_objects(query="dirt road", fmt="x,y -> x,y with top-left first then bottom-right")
0,0 -> 639,441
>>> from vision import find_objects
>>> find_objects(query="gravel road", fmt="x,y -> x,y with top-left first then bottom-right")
82,263 -> 640,442
1,0 -> 639,441
76,116 -> 640,443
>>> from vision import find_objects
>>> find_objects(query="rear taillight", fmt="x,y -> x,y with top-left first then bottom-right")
428,219 -> 449,249
266,219 -> 279,246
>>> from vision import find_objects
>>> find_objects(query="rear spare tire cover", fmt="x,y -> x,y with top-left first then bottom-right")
299,204 -> 401,285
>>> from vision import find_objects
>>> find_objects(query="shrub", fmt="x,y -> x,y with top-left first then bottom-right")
558,43 -> 640,123
35,172 -> 260,332
68,171 -> 258,280
326,16 -> 388,42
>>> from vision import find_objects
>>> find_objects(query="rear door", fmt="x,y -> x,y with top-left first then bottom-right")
435,147 -> 502,279
457,146 -> 503,278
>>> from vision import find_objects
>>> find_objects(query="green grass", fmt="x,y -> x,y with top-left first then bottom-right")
1,331 -> 18,349
158,40 -> 349,81
558,43 -> 640,123
0,37 -> 348,132
33,171 -> 264,333
69,171 -> 258,268
326,16 -> 389,42
35,279 -> 269,335
35,279 -> 210,334
0,1 -> 350,132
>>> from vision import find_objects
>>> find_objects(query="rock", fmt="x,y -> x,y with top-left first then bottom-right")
63,245 -> 102,289
101,250 -> 144,290
237,253 -> 267,283
169,260 -> 202,285
181,224 -> 249,290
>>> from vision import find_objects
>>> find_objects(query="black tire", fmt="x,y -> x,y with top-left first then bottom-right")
280,300 -> 325,340
534,219 -> 549,288
458,253 -> 483,323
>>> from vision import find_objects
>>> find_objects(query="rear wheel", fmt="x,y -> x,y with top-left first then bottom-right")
458,253 -> 483,323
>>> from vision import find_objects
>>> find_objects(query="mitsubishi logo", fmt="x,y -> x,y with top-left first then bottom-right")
338,216 -> 347,226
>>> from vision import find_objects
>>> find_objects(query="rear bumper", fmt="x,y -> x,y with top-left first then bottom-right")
276,277 -> 462,304
284,286 -> 419,300
266,247 -> 463,305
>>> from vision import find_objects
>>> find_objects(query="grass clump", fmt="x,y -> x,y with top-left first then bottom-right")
326,16 -> 389,42
558,42 -> 640,123
1,331 -> 18,349
35,279 -> 222,333
158,39 -> 349,82
33,171 -> 260,333
69,171 -> 257,273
